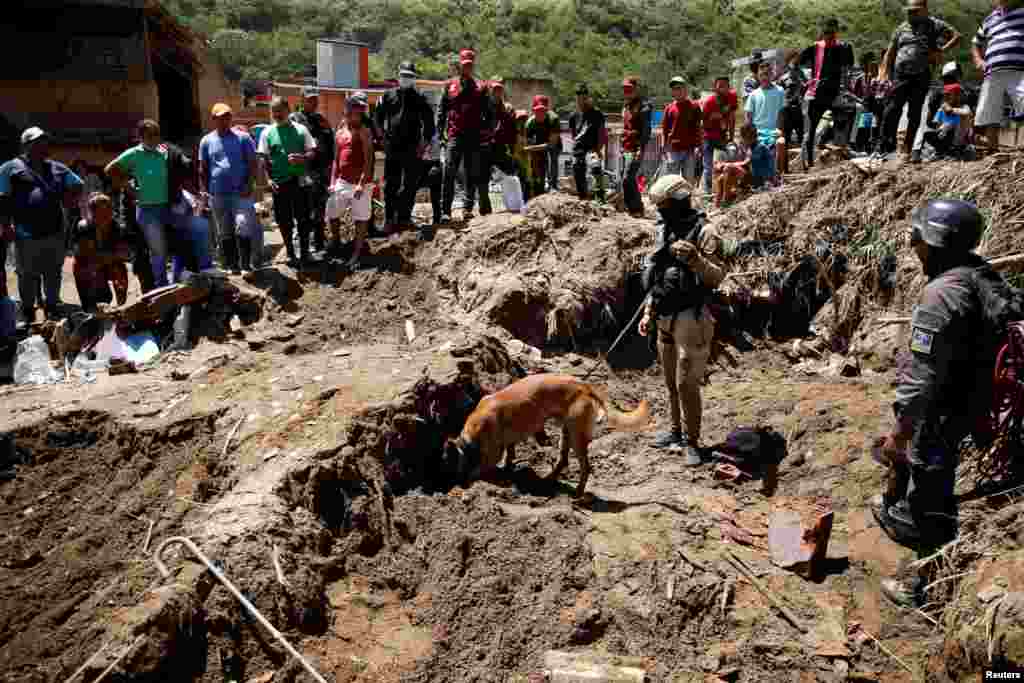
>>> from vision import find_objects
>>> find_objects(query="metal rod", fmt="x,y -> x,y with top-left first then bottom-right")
91,635 -> 144,683
153,536 -> 327,683
723,550 -> 807,634
63,639 -> 113,683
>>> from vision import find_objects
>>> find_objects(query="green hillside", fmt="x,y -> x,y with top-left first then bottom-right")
166,0 -> 993,110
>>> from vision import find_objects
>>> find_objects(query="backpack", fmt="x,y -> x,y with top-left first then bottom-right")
712,426 -> 788,468
963,266 -> 1024,461
642,215 -> 708,318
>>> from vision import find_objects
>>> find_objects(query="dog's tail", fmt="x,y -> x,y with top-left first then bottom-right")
590,385 -> 650,432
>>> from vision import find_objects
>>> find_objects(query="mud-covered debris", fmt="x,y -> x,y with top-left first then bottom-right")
543,649 -> 647,683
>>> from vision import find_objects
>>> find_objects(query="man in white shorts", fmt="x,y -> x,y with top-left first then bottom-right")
326,92 -> 375,271
972,0 -> 1024,150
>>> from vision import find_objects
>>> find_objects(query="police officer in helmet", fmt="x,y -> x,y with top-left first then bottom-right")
873,198 -> 993,605
638,175 -> 726,464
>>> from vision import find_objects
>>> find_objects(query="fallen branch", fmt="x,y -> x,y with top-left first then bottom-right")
875,316 -> 911,325
222,416 -> 245,458
63,639 -> 113,683
723,550 -> 807,633
990,253 -> 1024,270
141,519 -> 155,555
676,548 -> 711,574
91,635 -> 145,683
854,625 -> 915,675
272,544 -> 289,588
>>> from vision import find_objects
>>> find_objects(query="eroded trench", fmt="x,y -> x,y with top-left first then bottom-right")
0,411 -> 224,683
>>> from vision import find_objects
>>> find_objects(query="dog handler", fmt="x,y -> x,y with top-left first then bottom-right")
638,175 -> 726,465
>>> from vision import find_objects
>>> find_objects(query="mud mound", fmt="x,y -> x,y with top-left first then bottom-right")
0,411 -> 221,683
717,152 -> 1024,357
437,194 -> 653,348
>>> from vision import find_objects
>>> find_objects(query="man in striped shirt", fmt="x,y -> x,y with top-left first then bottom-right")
973,0 -> 1024,150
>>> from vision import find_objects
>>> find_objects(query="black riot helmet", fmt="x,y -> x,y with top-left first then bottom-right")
910,199 -> 984,254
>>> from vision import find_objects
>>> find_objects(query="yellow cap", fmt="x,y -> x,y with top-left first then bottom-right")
211,103 -> 233,118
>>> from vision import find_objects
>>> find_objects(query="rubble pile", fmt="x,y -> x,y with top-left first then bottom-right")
716,152 -> 1024,361
435,194 -> 653,348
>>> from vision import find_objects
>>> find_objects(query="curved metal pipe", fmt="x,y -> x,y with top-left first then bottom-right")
153,535 -> 328,683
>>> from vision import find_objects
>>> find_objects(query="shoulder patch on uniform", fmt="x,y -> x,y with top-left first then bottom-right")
910,327 -> 935,355
911,308 -> 945,331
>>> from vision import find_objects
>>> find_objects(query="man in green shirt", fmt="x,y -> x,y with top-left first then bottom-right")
258,97 -> 318,264
106,119 -> 212,288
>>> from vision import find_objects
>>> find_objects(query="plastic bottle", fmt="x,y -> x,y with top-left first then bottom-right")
13,336 -> 61,385
172,305 -> 192,351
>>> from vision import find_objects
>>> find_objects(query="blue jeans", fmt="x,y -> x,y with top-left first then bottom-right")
136,203 -> 212,287
702,140 -> 717,194
209,193 -> 241,244
667,149 -> 697,178
622,150 -> 644,214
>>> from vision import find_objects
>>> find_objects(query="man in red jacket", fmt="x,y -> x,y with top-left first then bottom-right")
437,48 -> 494,222
662,77 -> 703,181
622,77 -> 653,217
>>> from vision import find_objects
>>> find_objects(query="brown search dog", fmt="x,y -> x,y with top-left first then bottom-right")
446,374 -> 650,498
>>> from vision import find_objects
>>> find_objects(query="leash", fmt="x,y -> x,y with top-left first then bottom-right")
581,292 -> 651,382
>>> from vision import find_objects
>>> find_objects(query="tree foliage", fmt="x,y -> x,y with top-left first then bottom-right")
165,0 -> 992,110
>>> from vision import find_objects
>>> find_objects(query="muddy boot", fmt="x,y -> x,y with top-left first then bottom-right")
298,230 -> 313,264
221,235 -> 240,274
280,228 -> 298,265
326,238 -> 343,259
652,428 -> 683,451
872,499 -> 923,547
237,237 -> 252,272
313,223 -> 326,254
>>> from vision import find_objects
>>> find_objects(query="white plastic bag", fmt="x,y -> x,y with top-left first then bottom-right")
501,174 -> 524,213
14,336 -> 61,385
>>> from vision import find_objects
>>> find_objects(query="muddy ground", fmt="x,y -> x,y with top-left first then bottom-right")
1,174 -> 1021,682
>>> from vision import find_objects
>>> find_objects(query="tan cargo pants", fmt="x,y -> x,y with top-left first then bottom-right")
657,306 -> 715,444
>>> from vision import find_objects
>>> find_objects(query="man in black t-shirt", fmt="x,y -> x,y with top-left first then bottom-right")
799,17 -> 856,168
568,84 -> 607,201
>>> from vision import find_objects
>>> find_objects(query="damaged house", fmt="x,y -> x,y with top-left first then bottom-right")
0,0 -> 241,165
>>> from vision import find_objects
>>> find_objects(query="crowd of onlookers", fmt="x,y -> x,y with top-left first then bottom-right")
0,0 -> 1020,331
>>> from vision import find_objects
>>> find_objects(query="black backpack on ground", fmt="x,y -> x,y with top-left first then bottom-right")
711,426 -> 787,469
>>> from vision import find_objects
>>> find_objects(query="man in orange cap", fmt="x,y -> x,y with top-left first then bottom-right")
437,48 -> 494,222
621,77 -> 652,217
199,103 -> 258,273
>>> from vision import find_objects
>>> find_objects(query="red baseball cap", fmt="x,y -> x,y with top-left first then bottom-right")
532,94 -> 549,111
459,49 -> 476,65
622,78 -> 638,89
943,83 -> 962,96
